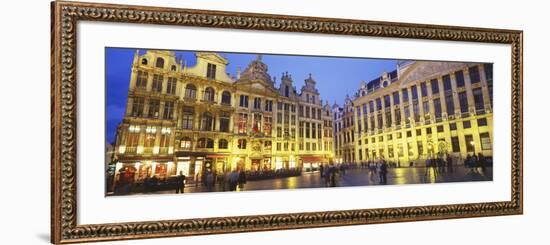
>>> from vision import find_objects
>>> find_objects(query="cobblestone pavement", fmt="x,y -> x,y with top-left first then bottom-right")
121,165 -> 492,195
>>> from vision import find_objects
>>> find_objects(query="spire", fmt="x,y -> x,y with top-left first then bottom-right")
257,54 -> 263,61
237,66 -> 241,79
133,49 -> 140,64
183,60 -> 187,73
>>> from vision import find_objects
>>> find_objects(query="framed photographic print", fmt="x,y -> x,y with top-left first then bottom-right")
51,0 -> 523,244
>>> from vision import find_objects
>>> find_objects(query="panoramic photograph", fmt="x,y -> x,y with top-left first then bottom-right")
105,48 -> 494,196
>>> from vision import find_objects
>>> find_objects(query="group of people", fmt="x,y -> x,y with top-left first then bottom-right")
364,160 -> 389,184
319,163 -> 348,187
319,161 -> 391,186
465,153 -> 490,174
424,154 -> 455,179
175,169 -> 248,194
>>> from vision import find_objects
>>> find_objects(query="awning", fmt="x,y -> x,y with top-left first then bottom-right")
118,155 -> 173,161
175,151 -> 206,157
300,156 -> 327,162
206,154 -> 229,159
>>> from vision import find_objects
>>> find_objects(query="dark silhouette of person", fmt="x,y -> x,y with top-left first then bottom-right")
237,169 -> 247,191
379,159 -> 388,185
446,155 -> 453,173
176,171 -> 186,194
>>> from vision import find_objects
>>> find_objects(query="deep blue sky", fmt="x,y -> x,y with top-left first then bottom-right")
106,47 -> 398,144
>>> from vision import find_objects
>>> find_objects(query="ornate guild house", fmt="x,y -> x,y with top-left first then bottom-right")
112,50 -> 334,184
333,61 -> 493,166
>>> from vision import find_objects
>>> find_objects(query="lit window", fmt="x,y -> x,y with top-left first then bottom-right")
179,137 -> 192,149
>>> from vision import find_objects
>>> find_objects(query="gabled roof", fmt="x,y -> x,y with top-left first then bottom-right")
196,52 -> 229,65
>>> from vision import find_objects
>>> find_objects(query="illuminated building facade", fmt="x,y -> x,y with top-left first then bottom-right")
112,50 -> 334,183
332,96 -> 356,163
334,61 -> 493,166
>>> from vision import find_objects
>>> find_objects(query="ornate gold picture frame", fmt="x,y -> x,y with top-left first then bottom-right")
51,1 -> 523,243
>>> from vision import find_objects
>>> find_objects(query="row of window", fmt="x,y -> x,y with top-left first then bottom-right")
141,57 -> 178,71
131,98 -> 175,120
183,84 -> 231,104
124,126 -> 172,149
336,118 -> 489,147
354,64 -> 492,122
136,71 -> 178,95
353,84 -> 488,133
180,108 -> 231,132
140,57 -> 217,80
355,132 -> 492,161
298,105 -> 327,120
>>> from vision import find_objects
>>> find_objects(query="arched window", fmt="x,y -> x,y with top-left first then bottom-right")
221,91 -> 231,105
237,139 -> 247,149
155,58 -> 165,68
218,139 -> 228,149
171,65 -> 177,71
197,138 -> 207,148
179,137 -> 192,149
198,138 -> 214,148
141,58 -> 148,65
206,138 -> 214,148
201,112 -> 213,131
184,84 -> 197,99
203,87 -> 215,102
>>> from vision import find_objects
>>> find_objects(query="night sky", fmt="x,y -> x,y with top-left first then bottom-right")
105,47 -> 399,144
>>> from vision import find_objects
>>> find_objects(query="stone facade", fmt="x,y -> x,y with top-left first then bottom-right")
333,61 -> 493,166
113,50 -> 334,184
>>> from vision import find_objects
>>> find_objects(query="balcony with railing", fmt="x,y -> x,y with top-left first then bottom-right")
142,147 -> 154,154
475,108 -> 486,115
125,146 -> 137,154
159,147 -> 169,154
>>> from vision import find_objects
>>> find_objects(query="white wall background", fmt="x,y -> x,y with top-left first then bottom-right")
0,0 -> 547,244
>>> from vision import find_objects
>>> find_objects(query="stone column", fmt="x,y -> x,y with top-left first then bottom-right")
478,64 -> 492,110
449,73 -> 460,116
437,76 -> 448,117
463,67 -> 476,114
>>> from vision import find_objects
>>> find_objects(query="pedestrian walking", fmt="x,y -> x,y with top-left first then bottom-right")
379,159 -> 388,185
206,171 -> 214,192
446,154 -> 453,173
424,157 -> 431,178
228,170 -> 238,191
368,161 -> 377,183
329,164 -> 337,187
237,169 -> 247,191
176,171 -> 186,194
478,153 -> 486,175
471,154 -> 479,173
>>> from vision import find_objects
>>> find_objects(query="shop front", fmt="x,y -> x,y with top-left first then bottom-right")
248,156 -> 273,171
115,155 -> 175,184
175,152 -> 229,184
300,155 -> 328,172
206,154 -> 230,174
